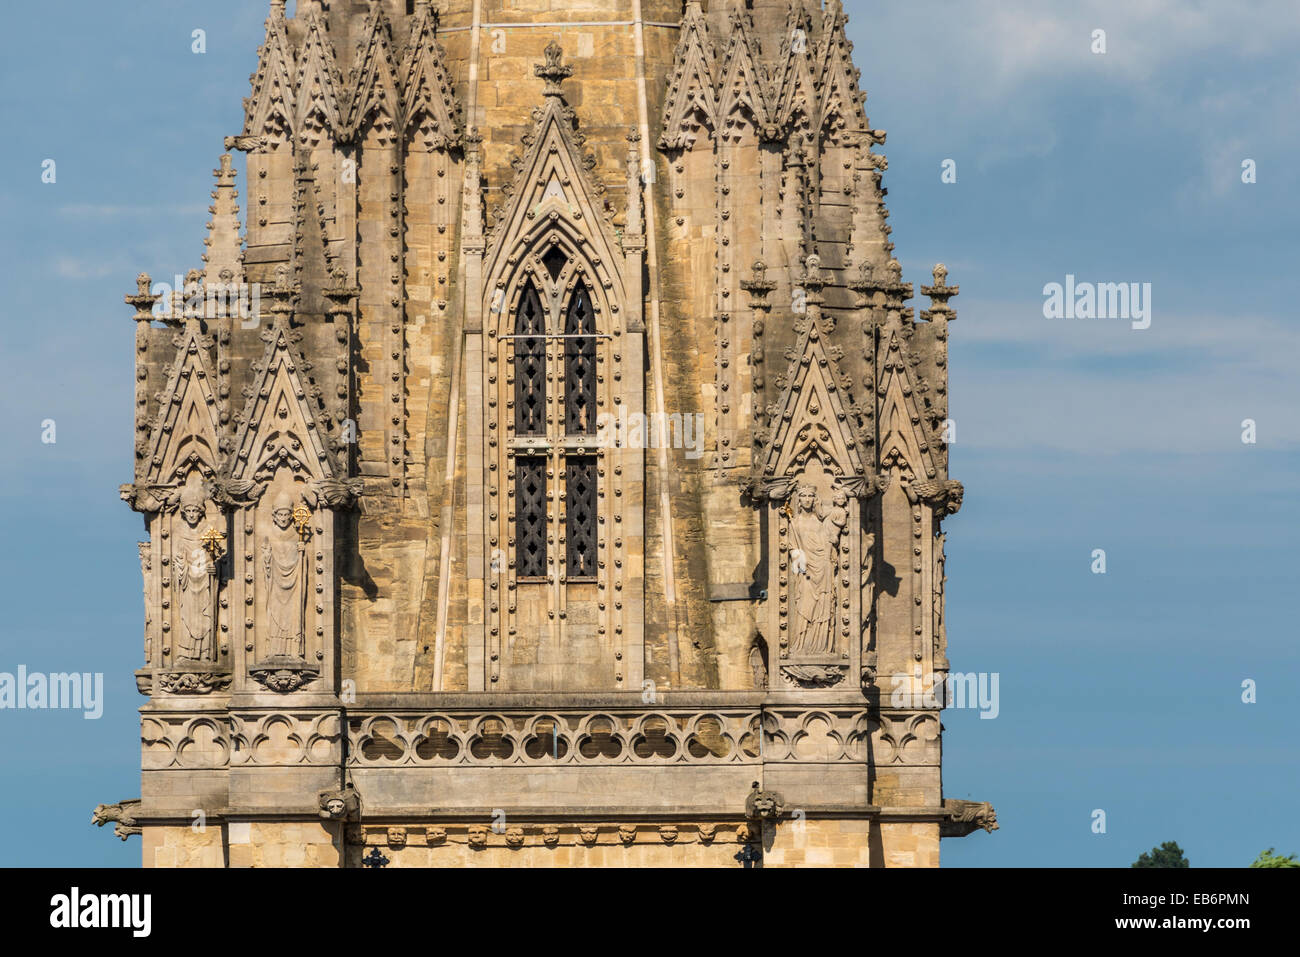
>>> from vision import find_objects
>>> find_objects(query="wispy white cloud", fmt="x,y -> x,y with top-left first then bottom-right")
858,1 -> 1300,178
948,297 -> 1300,453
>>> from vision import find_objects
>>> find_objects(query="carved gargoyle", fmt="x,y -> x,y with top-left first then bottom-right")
912,479 -> 964,516
744,782 -> 785,821
119,484 -> 169,514
305,477 -> 365,510
318,783 -> 361,823
940,799 -> 999,837
92,799 -> 142,841
212,477 -> 268,508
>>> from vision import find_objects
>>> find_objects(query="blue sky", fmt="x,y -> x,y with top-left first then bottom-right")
0,1 -> 1296,867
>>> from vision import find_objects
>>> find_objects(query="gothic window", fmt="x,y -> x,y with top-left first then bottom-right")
564,281 -> 597,436
514,282 -> 545,437
515,456 -> 548,579
565,455 -> 597,579
506,264 -> 603,585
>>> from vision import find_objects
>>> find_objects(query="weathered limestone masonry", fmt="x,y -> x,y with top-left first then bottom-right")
102,0 -> 996,868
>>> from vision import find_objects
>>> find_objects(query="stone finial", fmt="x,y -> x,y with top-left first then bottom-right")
921,263 -> 959,321
741,260 -> 777,312
799,254 -> 826,299
535,42 -> 572,97
125,274 -> 160,322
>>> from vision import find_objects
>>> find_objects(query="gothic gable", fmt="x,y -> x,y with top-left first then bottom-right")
772,6 -> 819,138
717,9 -> 772,139
815,0 -> 869,137
484,51 -> 622,314
242,4 -> 295,148
143,323 -> 223,487
228,319 -> 337,485
658,2 -> 717,151
398,2 -> 463,151
293,9 -> 345,146
877,329 -> 937,482
758,317 -> 866,492
347,5 -> 402,143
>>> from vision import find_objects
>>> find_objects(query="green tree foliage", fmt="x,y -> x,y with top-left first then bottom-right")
1249,848 -> 1300,868
1131,841 -> 1190,868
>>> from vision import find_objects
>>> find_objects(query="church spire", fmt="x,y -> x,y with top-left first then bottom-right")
203,154 -> 244,286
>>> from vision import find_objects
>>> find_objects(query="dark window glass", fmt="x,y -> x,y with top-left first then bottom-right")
516,456 -> 548,578
564,282 -> 597,435
565,455 -> 597,579
514,282 -> 546,437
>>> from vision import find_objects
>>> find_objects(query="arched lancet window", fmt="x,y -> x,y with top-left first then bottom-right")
506,256 -> 602,583
514,282 -> 546,437
564,280 -> 596,436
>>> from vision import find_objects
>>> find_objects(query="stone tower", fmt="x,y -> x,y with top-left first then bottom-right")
107,0 -> 996,867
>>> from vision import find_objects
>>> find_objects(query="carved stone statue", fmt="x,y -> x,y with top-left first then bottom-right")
748,641 -> 768,689
788,484 -> 846,656
174,485 -> 215,661
263,491 -> 307,658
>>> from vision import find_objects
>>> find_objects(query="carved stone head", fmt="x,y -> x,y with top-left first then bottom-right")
427,826 -> 447,845
179,485 -> 206,527
796,483 -> 817,512
505,826 -> 525,849
272,491 -> 294,530
618,824 -> 637,846
467,825 -> 488,848
317,784 -> 360,822
579,826 -> 599,847
386,827 -> 407,848
697,823 -> 717,843
658,825 -> 678,845
542,826 -> 560,848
